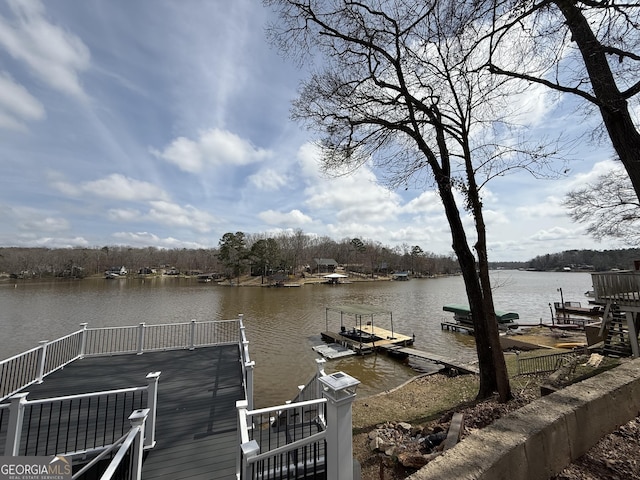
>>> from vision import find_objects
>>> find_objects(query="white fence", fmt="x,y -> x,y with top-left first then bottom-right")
0,317 -> 247,403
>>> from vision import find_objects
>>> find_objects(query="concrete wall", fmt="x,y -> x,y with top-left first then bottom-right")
408,358 -> 640,480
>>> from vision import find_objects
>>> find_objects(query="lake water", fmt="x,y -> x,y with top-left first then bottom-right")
0,270 -> 594,407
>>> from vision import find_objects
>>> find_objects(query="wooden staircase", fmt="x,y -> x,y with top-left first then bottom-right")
603,310 -> 632,357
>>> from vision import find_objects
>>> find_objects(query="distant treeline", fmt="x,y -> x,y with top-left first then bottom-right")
2,239 -> 638,280
0,231 -> 460,279
491,248 -> 640,272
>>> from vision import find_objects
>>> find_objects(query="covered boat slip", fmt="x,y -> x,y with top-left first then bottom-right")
442,303 -> 520,331
321,304 -> 414,355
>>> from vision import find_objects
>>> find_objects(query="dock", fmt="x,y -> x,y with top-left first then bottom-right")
441,321 -> 474,334
381,345 -> 479,375
320,324 -> 414,356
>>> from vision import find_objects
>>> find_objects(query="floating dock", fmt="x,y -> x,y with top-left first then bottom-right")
320,325 -> 414,356
312,342 -> 356,359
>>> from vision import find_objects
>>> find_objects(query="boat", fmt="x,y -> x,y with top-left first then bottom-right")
319,304 -> 414,355
323,273 -> 349,284
442,304 -> 520,330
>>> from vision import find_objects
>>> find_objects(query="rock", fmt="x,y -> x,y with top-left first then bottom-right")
369,436 -> 385,451
398,452 -> 429,469
397,421 -> 412,432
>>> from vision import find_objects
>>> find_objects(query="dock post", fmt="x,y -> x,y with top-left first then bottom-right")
5,392 -> 29,456
318,372 -> 360,480
145,371 -> 161,449
36,340 -> 48,384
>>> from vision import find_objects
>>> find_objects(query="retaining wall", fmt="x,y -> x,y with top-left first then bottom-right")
407,358 -> 640,480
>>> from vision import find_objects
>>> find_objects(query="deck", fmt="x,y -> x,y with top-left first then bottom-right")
7,345 -> 244,480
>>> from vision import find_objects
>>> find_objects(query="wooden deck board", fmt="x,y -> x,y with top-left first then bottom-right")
7,345 -> 245,479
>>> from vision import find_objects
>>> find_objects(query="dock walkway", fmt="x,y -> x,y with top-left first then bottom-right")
5,345 -> 244,480
382,345 -> 479,375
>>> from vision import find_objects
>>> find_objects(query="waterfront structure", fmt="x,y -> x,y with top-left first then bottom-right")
591,270 -> 640,357
0,318 -> 359,479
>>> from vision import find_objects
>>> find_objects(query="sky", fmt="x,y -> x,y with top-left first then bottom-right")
0,0 -> 632,262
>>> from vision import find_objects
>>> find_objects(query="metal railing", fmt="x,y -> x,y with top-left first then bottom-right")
288,359 -> 327,405
0,330 -> 85,401
237,398 -> 327,480
1,317 -> 246,403
1,373 -> 159,457
592,271 -> 640,306
72,409 -> 149,480
239,316 -> 256,410
516,351 -> 580,376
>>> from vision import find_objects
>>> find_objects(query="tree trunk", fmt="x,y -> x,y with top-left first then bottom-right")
554,0 -> 640,200
437,179 -> 506,400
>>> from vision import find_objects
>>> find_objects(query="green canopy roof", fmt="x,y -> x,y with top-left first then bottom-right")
443,304 -> 519,321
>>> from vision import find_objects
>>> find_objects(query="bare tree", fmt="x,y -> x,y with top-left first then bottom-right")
486,0 -> 640,199
267,0 -> 562,401
564,166 -> 640,245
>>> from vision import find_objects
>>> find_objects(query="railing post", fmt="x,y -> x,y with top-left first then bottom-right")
79,323 -> 88,357
315,358 -> 327,398
145,371 -> 161,448
318,372 -> 360,480
236,399 -> 249,479
137,323 -> 146,355
189,319 -> 196,350
36,340 -> 48,383
128,409 -> 149,480
4,392 -> 29,456
245,359 -> 255,411
241,439 -> 259,480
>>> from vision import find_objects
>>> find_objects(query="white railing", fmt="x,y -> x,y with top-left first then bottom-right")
0,317 -> 246,403
2,373 -> 159,457
289,359 -> 327,405
236,398 -> 328,480
71,408 -> 149,480
0,330 -> 85,401
239,316 -> 255,410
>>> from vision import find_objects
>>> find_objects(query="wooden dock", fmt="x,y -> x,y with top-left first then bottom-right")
441,321 -> 474,334
381,345 -> 479,375
320,324 -> 414,356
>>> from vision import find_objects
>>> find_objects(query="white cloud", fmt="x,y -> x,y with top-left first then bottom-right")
147,201 -> 218,233
111,231 -> 205,249
49,173 -> 169,202
18,214 -> 69,232
152,128 -> 272,173
0,72 -> 45,129
248,168 -> 290,190
107,208 -> 141,222
530,226 -> 580,242
83,174 -> 169,202
0,0 -> 90,99
258,209 -> 313,226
